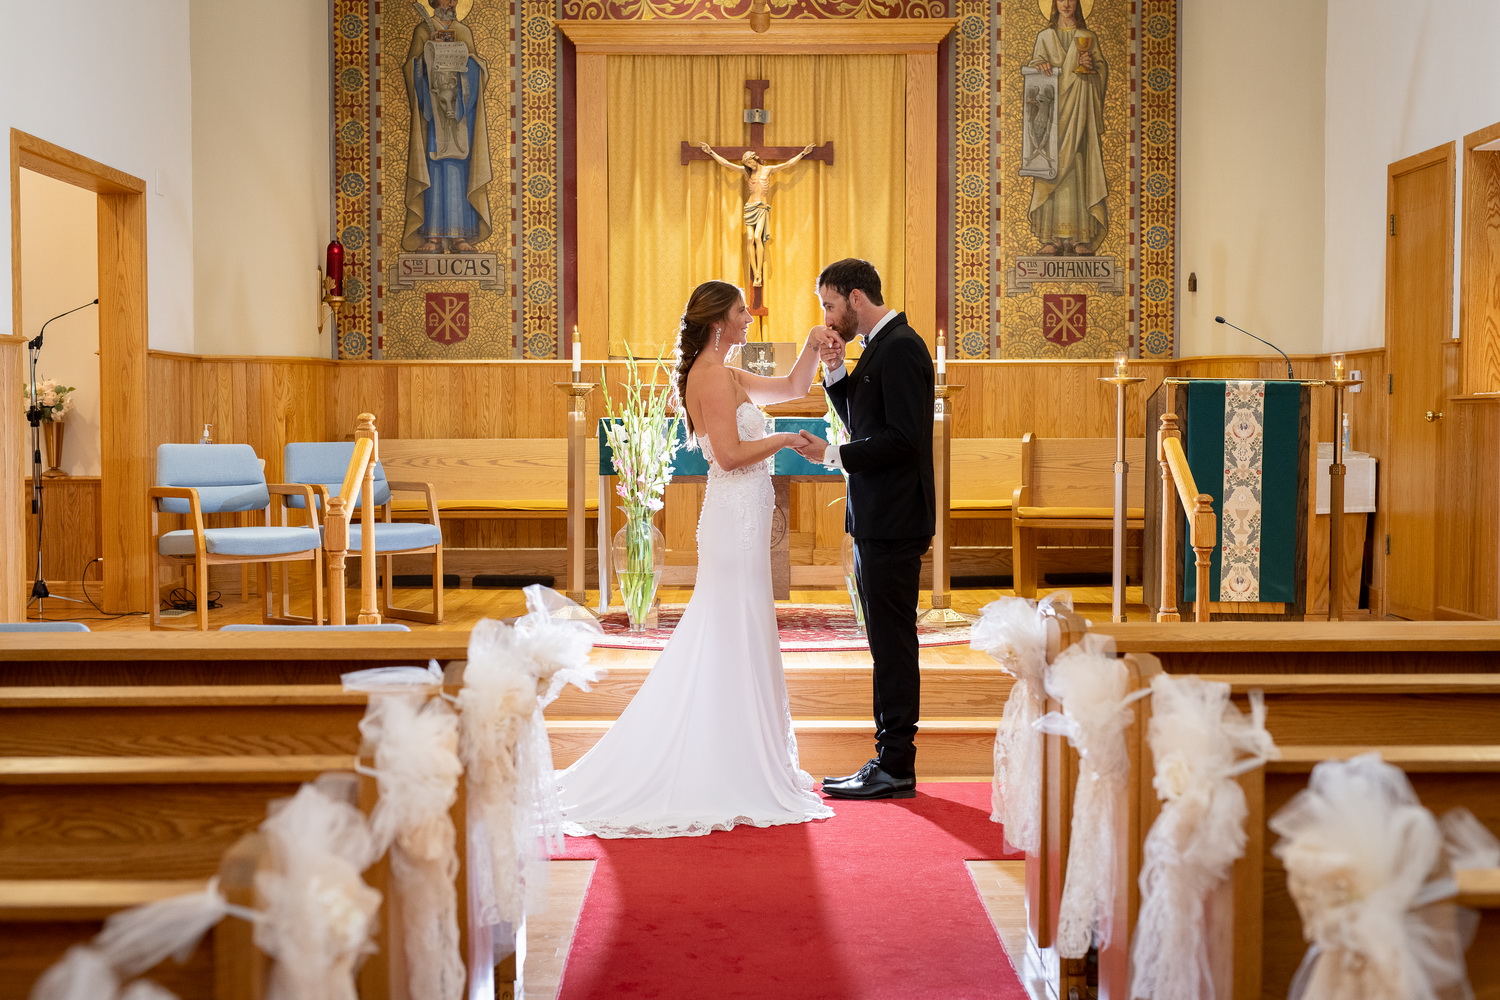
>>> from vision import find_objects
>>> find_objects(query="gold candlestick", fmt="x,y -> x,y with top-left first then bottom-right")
919,383 -> 975,627
555,380 -> 601,620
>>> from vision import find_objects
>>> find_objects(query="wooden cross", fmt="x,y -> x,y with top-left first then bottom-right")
679,80 -> 836,168
681,79 -> 834,315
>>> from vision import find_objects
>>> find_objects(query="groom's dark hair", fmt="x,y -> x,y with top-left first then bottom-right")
817,258 -> 884,307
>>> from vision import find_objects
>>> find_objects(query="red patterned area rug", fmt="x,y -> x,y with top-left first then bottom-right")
554,781 -> 1027,1000
594,603 -> 973,652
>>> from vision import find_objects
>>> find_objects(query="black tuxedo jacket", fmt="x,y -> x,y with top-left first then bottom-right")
825,313 -> 936,540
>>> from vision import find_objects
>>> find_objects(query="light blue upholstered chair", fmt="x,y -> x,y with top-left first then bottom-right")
219,623 -> 410,632
149,444 -> 324,631
284,442 -> 444,625
0,621 -> 90,632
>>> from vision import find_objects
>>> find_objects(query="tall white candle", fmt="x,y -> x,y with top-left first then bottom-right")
571,326 -> 582,378
936,330 -> 947,377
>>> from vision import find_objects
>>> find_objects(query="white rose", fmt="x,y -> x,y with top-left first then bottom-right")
1153,750 -> 1194,800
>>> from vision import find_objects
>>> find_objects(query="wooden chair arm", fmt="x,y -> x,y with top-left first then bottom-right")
267,483 -> 321,528
148,485 -> 199,505
383,480 -> 441,525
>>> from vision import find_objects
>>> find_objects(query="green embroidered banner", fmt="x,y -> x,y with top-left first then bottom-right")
1183,381 -> 1301,603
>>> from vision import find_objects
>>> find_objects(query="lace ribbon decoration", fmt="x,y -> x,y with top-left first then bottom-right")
29,880 -> 258,1000
254,780 -> 382,1000
971,592 -> 1073,854
1035,632 -> 1149,958
356,691 -> 466,1000
1129,675 -> 1278,1000
460,585 -> 604,928
1271,753 -> 1473,1000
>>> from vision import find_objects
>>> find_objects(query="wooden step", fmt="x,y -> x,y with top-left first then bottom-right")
548,665 -> 1013,720
549,719 -> 997,779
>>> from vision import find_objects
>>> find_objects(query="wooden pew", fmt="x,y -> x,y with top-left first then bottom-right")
379,437 -> 599,583
0,755 -> 351,880
1022,664 -> 1500,999
1239,745 -> 1500,1000
950,438 -> 1023,575
1011,434 -> 1145,597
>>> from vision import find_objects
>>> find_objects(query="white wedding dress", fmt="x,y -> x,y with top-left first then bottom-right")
556,402 -> 834,838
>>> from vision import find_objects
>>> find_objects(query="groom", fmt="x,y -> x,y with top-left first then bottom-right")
794,259 -> 935,800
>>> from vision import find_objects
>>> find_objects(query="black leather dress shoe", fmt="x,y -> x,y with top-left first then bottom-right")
821,764 -> 916,800
822,758 -> 881,787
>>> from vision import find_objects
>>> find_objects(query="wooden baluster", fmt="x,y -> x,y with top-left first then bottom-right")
356,413 -> 382,625
1157,412 -> 1181,622
1191,494 -> 1216,622
325,493 -> 349,627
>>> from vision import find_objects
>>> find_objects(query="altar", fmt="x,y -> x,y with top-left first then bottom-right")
599,417 -> 842,602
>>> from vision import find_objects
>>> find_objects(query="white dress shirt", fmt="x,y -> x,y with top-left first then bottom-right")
822,309 -> 898,470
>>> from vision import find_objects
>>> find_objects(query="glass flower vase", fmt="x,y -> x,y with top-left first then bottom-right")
613,507 -> 664,632
841,534 -> 866,635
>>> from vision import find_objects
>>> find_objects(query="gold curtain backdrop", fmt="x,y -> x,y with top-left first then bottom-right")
606,55 -> 905,358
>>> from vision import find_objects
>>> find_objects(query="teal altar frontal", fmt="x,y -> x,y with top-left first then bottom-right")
597,417 -> 841,479
597,417 -> 842,599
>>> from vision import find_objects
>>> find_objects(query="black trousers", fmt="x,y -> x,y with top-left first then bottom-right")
852,534 -> 931,778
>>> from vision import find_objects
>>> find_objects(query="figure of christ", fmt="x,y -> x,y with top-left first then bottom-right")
696,142 -> 815,288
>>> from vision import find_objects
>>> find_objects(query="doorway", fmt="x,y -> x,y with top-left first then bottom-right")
1383,142 -> 1455,621
10,130 -> 150,615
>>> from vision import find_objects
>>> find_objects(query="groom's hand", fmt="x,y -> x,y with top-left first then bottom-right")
796,430 -> 828,462
818,332 -> 846,370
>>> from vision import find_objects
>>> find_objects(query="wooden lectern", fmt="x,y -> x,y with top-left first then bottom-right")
1144,379 -> 1312,621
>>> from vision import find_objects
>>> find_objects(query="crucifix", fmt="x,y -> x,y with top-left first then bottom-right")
682,79 -> 834,315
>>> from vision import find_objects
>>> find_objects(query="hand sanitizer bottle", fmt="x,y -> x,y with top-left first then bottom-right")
200,423 -> 213,445
1340,412 -> 1351,452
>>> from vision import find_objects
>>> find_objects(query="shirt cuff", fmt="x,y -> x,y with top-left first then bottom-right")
823,364 -> 847,386
823,443 -> 844,472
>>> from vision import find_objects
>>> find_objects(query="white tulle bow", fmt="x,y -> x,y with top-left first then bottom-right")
255,781 -> 382,1000
29,878 -> 258,1000
358,692 -> 466,1000
1130,675 -> 1278,1000
1271,753 -> 1472,1000
1035,631 -> 1148,958
971,593 -> 1072,854
460,585 -> 604,929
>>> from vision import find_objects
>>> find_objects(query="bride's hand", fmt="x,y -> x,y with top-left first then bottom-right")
805,325 -> 835,351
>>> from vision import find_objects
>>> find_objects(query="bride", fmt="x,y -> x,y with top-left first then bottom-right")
556,280 -> 836,838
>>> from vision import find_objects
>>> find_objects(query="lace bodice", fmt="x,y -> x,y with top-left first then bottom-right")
698,402 -> 772,479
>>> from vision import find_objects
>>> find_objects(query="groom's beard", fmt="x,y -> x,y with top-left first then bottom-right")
829,308 -> 859,343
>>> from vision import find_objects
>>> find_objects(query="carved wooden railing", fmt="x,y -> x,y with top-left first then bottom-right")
1156,412 -> 1216,623
325,413 -> 381,626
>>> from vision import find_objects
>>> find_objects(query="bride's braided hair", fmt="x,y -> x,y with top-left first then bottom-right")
673,280 -> 741,436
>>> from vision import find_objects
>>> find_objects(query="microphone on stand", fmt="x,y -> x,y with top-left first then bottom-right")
29,298 -> 98,351
1215,315 -> 1294,380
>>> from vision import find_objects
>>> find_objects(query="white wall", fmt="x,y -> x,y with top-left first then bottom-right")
19,171 -> 101,477
1176,0 -> 1328,357
0,1 -> 195,352
190,1 -> 331,358
1323,0 -> 1500,351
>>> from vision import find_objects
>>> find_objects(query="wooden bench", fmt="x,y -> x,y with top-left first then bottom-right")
1011,434 -> 1145,597
379,437 -> 599,582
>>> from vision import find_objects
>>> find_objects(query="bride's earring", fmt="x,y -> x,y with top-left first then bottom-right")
713,327 -> 721,349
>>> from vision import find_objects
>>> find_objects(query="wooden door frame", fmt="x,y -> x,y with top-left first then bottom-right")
1380,141 -> 1455,620
11,129 -> 150,615
557,19 -> 953,361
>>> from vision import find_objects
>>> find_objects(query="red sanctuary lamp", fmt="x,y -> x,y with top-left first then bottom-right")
319,238 -> 348,334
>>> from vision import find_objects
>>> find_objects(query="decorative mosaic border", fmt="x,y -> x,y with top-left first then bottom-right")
560,0 -> 945,18
333,0 -> 375,359
949,0 -> 991,360
1137,0 -> 1176,359
521,0 -> 559,359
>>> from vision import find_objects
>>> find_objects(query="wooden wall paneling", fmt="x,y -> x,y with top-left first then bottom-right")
22,478 -> 103,588
0,338 -> 23,619
1460,122 -> 1500,396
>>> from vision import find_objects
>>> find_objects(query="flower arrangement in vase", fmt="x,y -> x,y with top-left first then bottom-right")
602,349 -> 683,631
24,377 -> 76,477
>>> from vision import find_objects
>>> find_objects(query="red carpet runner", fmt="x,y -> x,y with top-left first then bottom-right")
554,782 -> 1027,999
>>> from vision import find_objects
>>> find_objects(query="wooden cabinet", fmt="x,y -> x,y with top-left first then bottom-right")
21,477 -> 102,589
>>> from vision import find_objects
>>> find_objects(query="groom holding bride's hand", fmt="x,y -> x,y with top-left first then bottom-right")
791,259 -> 935,800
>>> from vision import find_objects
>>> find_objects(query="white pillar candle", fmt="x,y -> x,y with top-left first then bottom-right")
571,326 -> 582,379
936,330 -> 947,377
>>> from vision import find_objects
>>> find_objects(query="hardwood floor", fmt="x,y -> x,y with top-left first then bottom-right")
36,582 -> 1147,633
